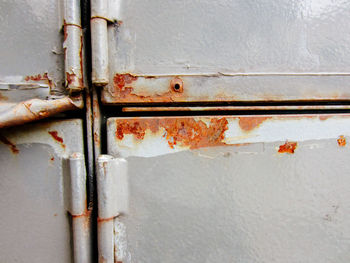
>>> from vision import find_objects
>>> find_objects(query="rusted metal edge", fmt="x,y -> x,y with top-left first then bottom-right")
107,115 -> 350,158
122,105 -> 350,112
0,96 -> 83,129
102,73 -> 350,104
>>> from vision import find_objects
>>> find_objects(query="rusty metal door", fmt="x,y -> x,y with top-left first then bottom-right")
93,0 -> 350,262
2,0 -> 350,262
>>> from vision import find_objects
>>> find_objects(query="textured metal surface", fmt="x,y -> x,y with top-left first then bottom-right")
107,115 -> 350,157
107,115 -> 350,262
0,0 -> 65,95
0,119 -> 84,262
103,0 -> 350,103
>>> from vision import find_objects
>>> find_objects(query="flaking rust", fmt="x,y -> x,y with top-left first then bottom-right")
116,118 -> 228,149
278,141 -> 297,154
48,130 -> 66,149
25,73 -> 54,89
112,74 -> 185,103
238,117 -> 271,132
337,135 -> 346,147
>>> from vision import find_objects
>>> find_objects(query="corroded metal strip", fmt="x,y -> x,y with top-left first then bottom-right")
69,153 -> 92,263
102,74 -> 350,104
64,24 -> 84,91
122,105 -> 350,112
0,96 -> 83,129
107,115 -> 350,158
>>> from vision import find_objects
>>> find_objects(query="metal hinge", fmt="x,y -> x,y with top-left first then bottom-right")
97,155 -> 128,263
63,0 -> 84,92
91,0 -> 122,86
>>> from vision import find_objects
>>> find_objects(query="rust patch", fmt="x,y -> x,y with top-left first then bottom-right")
319,115 -> 331,121
116,118 -> 229,149
0,93 -> 8,101
113,73 -> 138,90
278,141 -> 297,154
170,77 -> 183,93
63,20 -> 68,41
79,35 -> 84,87
238,117 -> 270,132
50,156 -> 55,161
66,72 -> 76,85
48,131 -> 66,148
97,216 -> 114,223
0,134 -> 19,154
112,73 -> 186,103
25,72 -> 53,88
337,135 -> 346,147
94,131 -> 100,146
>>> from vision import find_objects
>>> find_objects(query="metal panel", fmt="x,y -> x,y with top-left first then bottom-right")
0,119 -> 85,262
106,115 -> 350,262
102,0 -> 350,103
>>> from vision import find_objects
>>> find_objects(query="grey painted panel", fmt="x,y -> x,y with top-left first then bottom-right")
107,115 -> 350,262
104,0 -> 350,102
0,119 -> 84,262
0,0 -> 64,92
116,141 -> 350,263
110,0 -> 350,74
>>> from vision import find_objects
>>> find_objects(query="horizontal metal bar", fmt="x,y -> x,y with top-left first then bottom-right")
0,96 -> 83,129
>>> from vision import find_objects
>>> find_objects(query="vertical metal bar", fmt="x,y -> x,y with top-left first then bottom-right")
69,152 -> 91,263
64,0 -> 84,92
91,18 -> 109,86
97,155 -> 128,263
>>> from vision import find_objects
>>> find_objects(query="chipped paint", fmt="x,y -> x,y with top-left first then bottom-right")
278,141 -> 297,154
48,130 -> 66,148
110,73 -> 186,103
238,117 -> 271,132
337,135 -> 346,147
24,73 -> 53,89
108,115 -> 350,158
116,118 -> 228,149
0,134 -> 19,154
102,74 -> 350,104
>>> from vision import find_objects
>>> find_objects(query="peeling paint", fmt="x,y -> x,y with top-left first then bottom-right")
337,135 -> 346,147
111,73 -> 186,103
238,117 -> 270,132
0,134 -> 19,154
48,130 -> 66,148
116,118 -> 229,149
278,141 -> 297,154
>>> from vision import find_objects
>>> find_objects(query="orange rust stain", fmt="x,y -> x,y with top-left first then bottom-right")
116,118 -> 229,149
48,131 -> 66,148
337,135 -> 346,147
278,141 -> 297,154
238,117 -> 270,132
94,131 -> 100,146
63,20 -> 68,41
79,35 -> 84,87
112,73 -> 186,103
113,73 -> 138,90
66,72 -> 76,85
25,73 -> 53,88
0,93 -> 8,101
0,134 -> 19,154
319,115 -> 331,121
